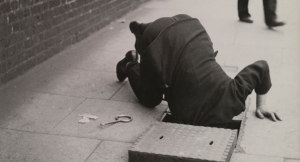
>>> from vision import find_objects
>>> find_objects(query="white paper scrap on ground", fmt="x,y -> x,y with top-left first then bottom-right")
78,114 -> 99,124
78,117 -> 90,124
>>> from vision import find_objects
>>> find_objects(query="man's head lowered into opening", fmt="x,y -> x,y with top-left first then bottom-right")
129,15 -> 188,54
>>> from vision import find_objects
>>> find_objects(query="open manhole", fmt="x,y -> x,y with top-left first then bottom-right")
129,99 -> 250,162
160,111 -> 243,135
159,96 -> 250,138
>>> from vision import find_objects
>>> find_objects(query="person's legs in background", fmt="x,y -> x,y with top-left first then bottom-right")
263,0 -> 285,27
238,0 -> 253,23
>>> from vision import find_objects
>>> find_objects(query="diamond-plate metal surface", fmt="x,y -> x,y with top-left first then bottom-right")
129,122 -> 237,162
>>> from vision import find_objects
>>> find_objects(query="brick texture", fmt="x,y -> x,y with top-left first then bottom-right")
0,0 -> 148,86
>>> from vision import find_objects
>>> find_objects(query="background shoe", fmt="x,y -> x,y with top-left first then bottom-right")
239,17 -> 253,23
266,21 -> 285,28
116,50 -> 139,81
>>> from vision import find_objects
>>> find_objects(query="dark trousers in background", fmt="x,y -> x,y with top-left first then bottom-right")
238,0 -> 278,24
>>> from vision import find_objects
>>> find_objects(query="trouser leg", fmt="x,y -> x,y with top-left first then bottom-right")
238,0 -> 251,18
127,64 -> 163,107
233,60 -> 272,102
263,0 -> 277,24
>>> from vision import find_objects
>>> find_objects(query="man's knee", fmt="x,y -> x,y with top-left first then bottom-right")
138,90 -> 163,108
140,98 -> 162,108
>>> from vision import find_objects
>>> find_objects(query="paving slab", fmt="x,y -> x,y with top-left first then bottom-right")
143,0 -> 191,11
229,45 -> 283,67
40,22 -> 136,73
110,82 -> 139,103
230,153 -> 284,162
240,112 -> 300,159
279,0 -> 300,23
282,48 -> 300,65
285,159 -> 300,162
110,81 -> 168,106
50,99 -> 167,142
267,86 -> 300,117
86,141 -> 132,162
281,27 -> 300,50
233,11 -> 299,50
267,64 -> 300,117
0,89 -> 85,133
271,65 -> 300,85
189,1 -> 239,46
2,66 -> 124,99
213,44 -> 235,60
209,28 -> 238,46
187,0 -> 237,22
234,24 -> 285,47
0,128 -> 100,162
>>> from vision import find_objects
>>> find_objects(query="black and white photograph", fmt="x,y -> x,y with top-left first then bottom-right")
0,0 -> 299,161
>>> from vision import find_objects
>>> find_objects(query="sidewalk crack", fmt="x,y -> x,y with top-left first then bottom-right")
108,81 -> 127,100
47,98 -> 87,133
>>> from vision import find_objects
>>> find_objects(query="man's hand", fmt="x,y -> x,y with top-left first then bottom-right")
256,105 -> 282,121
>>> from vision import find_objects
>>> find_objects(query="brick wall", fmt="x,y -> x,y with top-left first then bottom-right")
0,0 -> 148,86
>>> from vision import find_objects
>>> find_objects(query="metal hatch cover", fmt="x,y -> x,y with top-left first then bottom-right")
129,122 -> 237,162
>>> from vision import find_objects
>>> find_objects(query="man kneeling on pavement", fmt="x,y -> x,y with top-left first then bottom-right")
116,14 -> 281,128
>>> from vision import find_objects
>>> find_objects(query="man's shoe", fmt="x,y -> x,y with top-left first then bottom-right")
266,21 -> 285,28
239,17 -> 253,23
116,50 -> 139,81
